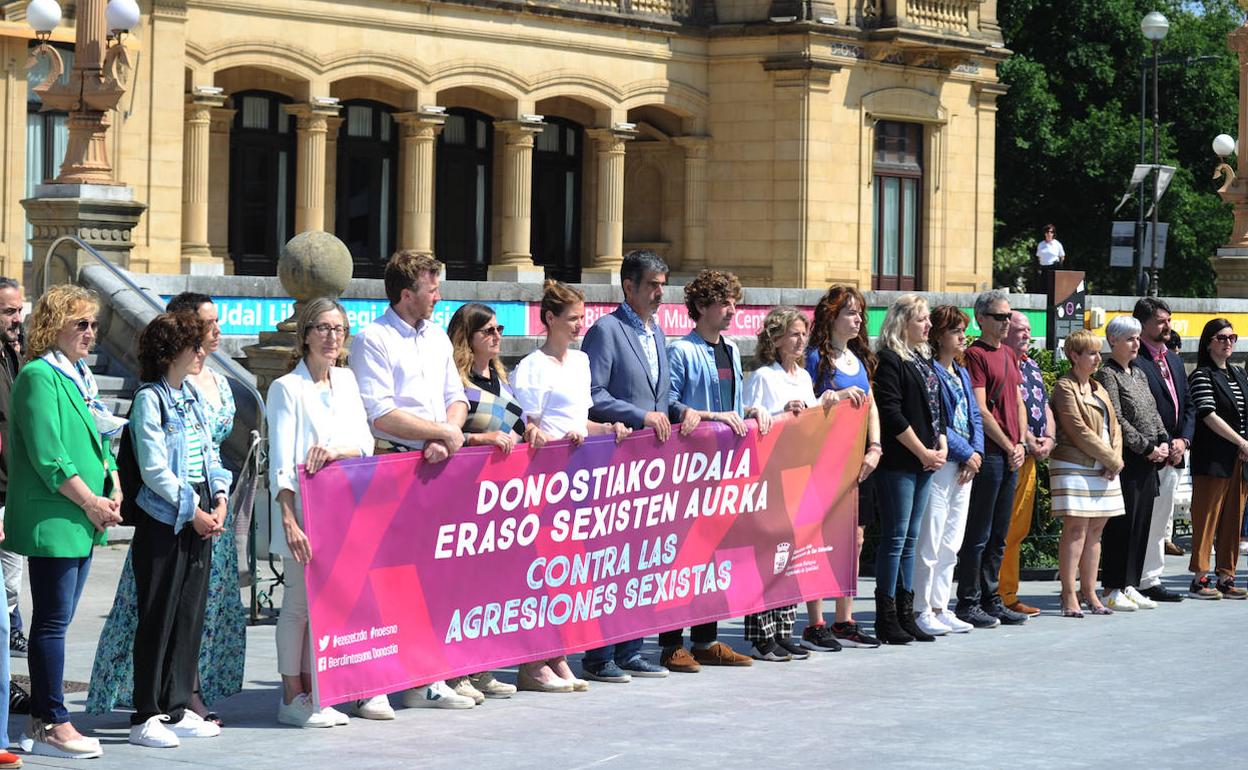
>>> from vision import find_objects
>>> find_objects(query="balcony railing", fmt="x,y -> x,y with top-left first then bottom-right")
906,0 -> 972,34
533,0 -> 696,21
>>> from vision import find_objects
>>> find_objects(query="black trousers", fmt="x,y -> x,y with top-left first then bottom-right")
658,622 -> 718,648
131,503 -> 213,725
1101,456 -> 1159,590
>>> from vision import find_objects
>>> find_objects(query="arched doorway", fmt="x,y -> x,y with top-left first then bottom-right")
336,100 -> 398,279
228,90 -> 296,276
531,117 -> 583,282
435,108 -> 494,280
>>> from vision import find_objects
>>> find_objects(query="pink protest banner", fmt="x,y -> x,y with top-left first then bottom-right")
299,403 -> 867,706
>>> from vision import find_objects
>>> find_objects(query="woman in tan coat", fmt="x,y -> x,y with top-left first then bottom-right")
1050,330 -> 1125,617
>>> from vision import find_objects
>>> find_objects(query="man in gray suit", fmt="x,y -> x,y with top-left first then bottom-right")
578,250 -> 699,683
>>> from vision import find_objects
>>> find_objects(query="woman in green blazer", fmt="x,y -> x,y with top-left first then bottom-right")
6,285 -> 123,760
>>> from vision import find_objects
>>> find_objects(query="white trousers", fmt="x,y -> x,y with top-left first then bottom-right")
276,559 -> 310,677
1140,464 -> 1180,589
913,461 -> 973,614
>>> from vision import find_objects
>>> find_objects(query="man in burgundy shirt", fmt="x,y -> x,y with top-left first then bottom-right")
954,291 -> 1030,628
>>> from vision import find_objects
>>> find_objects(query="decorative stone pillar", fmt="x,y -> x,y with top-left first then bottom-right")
394,112 -> 445,254
323,115 -> 343,232
181,89 -> 228,274
207,107 -> 235,267
285,102 -> 341,234
490,119 -> 546,283
583,127 -> 635,284
673,136 -> 709,272
1213,23 -> 1248,298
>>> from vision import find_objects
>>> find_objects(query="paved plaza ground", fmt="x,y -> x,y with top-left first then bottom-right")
9,541 -> 1246,769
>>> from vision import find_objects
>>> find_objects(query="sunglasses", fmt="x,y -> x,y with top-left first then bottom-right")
984,312 -> 1011,322
478,325 -> 504,337
73,319 -> 99,333
1214,333 -> 1238,344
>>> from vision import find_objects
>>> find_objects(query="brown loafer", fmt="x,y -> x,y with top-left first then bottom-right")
691,641 -> 753,667
1164,540 -> 1185,556
1007,601 -> 1041,617
659,646 -> 701,673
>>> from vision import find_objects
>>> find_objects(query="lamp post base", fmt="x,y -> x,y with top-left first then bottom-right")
21,187 -> 148,286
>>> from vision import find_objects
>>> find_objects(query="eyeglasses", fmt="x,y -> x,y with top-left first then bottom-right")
478,325 -> 504,337
311,324 -> 347,337
1214,333 -> 1238,344
73,319 -> 99,333
984,312 -> 1011,322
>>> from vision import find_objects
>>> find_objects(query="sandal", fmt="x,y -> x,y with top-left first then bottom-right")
1060,607 -> 1084,618
205,711 -> 223,727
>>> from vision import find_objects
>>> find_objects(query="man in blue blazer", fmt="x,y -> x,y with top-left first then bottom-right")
1132,297 -> 1195,602
579,250 -> 698,683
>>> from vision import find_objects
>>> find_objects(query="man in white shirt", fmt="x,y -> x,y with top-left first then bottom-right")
348,250 -> 477,712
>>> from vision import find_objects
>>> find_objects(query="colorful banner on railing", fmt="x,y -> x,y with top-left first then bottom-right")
299,403 -> 868,706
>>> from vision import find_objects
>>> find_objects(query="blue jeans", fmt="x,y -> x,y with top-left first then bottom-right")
874,468 -> 935,597
582,638 -> 645,669
955,452 -> 1018,610
27,555 -> 92,725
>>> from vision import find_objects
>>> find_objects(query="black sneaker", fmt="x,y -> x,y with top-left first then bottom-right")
800,624 -> 843,652
749,638 -> 792,662
830,621 -> 881,648
984,602 -> 1028,625
955,605 -> 1001,629
1216,577 -> 1248,600
1139,584 -> 1185,603
774,636 -> 810,660
9,628 -> 27,658
9,681 -> 29,715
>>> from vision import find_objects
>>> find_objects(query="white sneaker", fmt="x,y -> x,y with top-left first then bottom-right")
277,693 -> 335,728
469,671 -> 517,698
129,714 -> 180,748
448,676 -> 486,705
402,681 -> 475,709
168,709 -> 221,738
351,695 -> 395,720
914,610 -> 950,636
320,705 -> 351,725
1124,585 -> 1158,610
1105,589 -> 1138,612
936,611 -> 973,633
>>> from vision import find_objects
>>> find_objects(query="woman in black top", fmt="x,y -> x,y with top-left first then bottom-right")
1186,318 -> 1248,599
872,294 -> 947,644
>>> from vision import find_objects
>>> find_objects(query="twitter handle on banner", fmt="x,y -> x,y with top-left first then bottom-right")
316,624 -> 401,673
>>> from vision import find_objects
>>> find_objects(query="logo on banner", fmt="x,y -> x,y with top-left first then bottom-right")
773,542 -> 792,575
318,635 -> 331,652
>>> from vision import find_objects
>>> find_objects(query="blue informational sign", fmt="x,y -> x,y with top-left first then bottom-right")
168,297 -> 531,337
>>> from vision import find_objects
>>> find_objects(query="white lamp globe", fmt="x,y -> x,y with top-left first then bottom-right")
1213,134 -> 1237,158
1141,11 -> 1170,42
105,0 -> 141,34
27,0 -> 62,34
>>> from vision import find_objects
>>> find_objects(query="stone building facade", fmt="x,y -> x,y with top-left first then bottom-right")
0,0 -> 1006,291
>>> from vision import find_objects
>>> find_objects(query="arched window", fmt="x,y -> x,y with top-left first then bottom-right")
229,91 -> 296,276
436,109 -> 494,281
336,100 -> 399,279
531,117 -> 583,282
872,121 -> 923,291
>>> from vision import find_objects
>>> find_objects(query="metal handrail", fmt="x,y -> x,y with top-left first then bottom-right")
40,235 -> 274,621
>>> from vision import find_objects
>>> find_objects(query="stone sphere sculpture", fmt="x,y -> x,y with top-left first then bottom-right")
276,230 -> 353,330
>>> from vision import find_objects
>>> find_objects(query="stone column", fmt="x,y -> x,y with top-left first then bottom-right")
323,116 -> 343,233
394,112 -> 445,254
583,127 -> 634,284
207,107 -> 236,267
285,102 -> 341,234
181,90 -> 227,274
673,136 -> 709,272
490,120 -> 547,282
1213,24 -> 1248,297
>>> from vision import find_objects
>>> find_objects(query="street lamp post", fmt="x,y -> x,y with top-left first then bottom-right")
1141,10 -> 1170,297
26,0 -> 141,185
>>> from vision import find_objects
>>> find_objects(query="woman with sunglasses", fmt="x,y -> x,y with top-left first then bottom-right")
1186,319 -> 1248,599
89,293 -> 242,726
4,285 -> 122,759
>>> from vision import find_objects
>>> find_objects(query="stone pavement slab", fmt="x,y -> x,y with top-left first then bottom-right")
10,543 -> 1248,769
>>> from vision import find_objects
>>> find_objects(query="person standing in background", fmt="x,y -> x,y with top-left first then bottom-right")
1035,224 -> 1065,294
0,279 -> 27,668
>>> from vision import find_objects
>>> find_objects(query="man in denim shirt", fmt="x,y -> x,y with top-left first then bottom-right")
658,270 -> 767,673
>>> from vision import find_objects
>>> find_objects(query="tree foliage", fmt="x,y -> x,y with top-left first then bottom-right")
995,0 -> 1243,297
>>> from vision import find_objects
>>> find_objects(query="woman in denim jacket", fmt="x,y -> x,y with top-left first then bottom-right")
913,305 -> 985,636
126,312 -> 232,749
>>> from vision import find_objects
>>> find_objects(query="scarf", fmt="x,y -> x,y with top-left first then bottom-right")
41,349 -> 128,439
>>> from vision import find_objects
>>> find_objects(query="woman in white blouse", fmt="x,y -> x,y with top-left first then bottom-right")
266,298 -> 376,727
511,280 -> 629,693
740,307 -> 838,661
